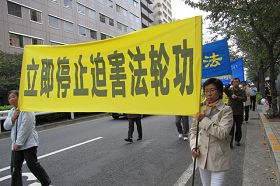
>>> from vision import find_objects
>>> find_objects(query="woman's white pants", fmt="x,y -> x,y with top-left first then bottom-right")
199,168 -> 226,186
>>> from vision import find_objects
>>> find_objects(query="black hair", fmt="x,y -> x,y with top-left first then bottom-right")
203,78 -> 223,99
233,78 -> 240,83
8,90 -> 19,97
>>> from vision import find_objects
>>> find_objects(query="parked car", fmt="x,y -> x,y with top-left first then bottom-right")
110,113 -> 145,119
111,113 -> 126,119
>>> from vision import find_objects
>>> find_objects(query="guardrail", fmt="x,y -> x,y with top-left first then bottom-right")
0,111 -> 75,133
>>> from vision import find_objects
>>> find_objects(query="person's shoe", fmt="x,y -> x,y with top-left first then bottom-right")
183,137 -> 188,141
246,121 -> 248,124
178,134 -> 183,139
137,138 -> 142,141
124,138 -> 133,143
230,143 -> 233,149
236,141 -> 241,146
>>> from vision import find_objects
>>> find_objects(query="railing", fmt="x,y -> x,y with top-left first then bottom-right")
0,111 -> 75,133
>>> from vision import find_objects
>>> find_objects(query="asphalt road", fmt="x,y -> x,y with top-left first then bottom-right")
0,115 -> 246,186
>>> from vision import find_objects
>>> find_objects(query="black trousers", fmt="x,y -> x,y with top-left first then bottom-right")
128,118 -> 142,139
230,115 -> 243,144
175,116 -> 189,136
11,146 -> 51,186
250,95 -> 256,111
244,105 -> 250,121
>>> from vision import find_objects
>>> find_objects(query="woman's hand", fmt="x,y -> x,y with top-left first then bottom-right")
13,144 -> 21,151
191,148 -> 200,158
12,108 -> 20,124
195,112 -> 205,122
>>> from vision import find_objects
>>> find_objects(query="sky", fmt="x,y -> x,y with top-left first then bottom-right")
171,0 -> 212,42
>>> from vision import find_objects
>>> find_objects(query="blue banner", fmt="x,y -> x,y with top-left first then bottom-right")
202,38 -> 232,79
231,58 -> 244,82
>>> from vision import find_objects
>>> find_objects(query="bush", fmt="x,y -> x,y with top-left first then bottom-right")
266,108 -> 274,119
256,92 -> 262,104
0,105 -> 12,111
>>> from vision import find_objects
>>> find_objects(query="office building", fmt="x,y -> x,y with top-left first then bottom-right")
152,0 -> 172,25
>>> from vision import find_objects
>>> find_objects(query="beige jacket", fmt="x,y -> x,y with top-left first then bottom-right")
189,99 -> 233,171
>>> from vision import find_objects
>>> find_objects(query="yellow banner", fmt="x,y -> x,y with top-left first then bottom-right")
19,16 -> 202,115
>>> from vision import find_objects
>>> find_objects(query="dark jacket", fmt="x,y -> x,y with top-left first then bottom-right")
224,85 -> 247,115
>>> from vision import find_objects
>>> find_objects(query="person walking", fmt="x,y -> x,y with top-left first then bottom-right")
4,90 -> 51,186
124,114 -> 142,143
249,84 -> 257,111
190,78 -> 233,186
242,81 -> 251,123
175,116 -> 189,141
224,78 -> 247,148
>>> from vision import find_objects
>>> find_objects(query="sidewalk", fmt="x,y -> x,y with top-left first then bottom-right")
243,105 -> 280,185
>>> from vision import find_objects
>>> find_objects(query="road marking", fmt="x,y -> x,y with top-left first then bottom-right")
0,137 -> 103,173
174,162 -> 196,186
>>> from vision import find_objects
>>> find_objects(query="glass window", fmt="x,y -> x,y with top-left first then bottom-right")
49,16 -> 60,28
100,14 -> 105,23
64,0 -> 72,8
117,22 -> 122,30
77,4 -> 85,15
124,25 -> 128,32
109,18 -> 114,26
79,26 -> 87,36
88,9 -> 95,19
9,33 -> 23,47
30,9 -> 42,23
49,0 -> 58,3
32,38 -> 43,45
64,21 -> 73,32
100,33 -> 106,40
107,0 -> 113,8
90,30 -> 97,40
7,1 -> 22,17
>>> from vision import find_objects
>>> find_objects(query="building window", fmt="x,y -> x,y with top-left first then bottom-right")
109,18 -> 114,26
49,0 -> 58,3
100,33 -> 107,40
9,33 -> 23,48
90,30 -> 97,40
49,15 -> 60,28
100,14 -> 105,23
64,21 -> 73,32
88,9 -> 95,19
7,1 -> 22,17
64,0 -> 72,8
32,38 -> 43,45
79,26 -> 87,36
30,9 -> 42,23
107,0 -> 113,8
77,4 -> 85,15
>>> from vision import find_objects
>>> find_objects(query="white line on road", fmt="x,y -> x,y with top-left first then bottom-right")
0,137 -> 103,173
174,162 -> 196,186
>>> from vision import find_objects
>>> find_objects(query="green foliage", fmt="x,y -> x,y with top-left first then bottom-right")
0,105 -> 12,111
266,108 -> 274,119
0,51 -> 22,92
256,92 -> 262,104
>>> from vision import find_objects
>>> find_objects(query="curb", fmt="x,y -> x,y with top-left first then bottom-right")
0,113 -> 110,139
258,107 -> 280,182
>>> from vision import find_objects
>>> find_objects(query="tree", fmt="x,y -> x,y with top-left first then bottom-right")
0,51 -> 22,93
184,0 -> 280,116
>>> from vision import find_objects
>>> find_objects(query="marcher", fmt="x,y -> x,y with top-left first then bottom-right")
224,78 -> 247,148
124,114 -> 142,143
265,81 -> 272,108
242,81 -> 251,123
175,116 -> 189,140
190,78 -> 233,186
4,90 -> 51,186
249,84 -> 257,111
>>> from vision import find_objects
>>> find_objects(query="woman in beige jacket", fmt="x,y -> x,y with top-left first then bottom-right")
189,78 -> 233,186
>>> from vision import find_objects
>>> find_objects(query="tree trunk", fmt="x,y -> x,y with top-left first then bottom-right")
258,63 -> 265,97
269,52 -> 278,116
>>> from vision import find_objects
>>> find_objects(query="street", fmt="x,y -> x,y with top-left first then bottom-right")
0,115 -> 245,186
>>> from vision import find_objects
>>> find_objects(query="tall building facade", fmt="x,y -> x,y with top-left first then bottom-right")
152,0 -> 172,25
140,0 -> 154,28
0,0 -> 142,54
